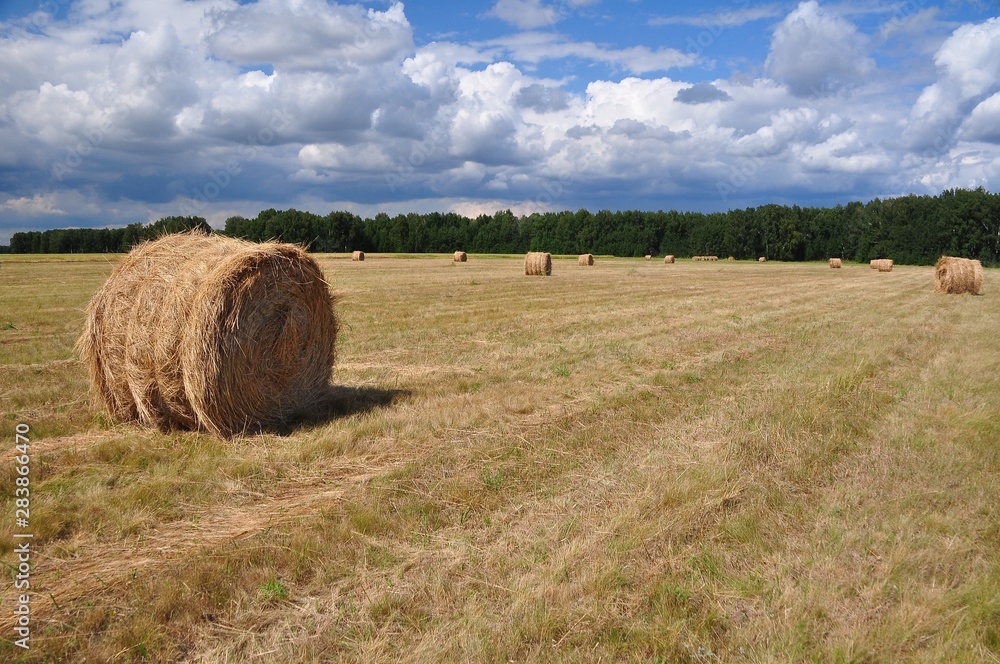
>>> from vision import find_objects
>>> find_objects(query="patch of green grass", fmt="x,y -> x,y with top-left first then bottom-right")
259,576 -> 289,603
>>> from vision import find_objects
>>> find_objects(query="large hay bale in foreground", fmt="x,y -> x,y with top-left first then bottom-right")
663,255 -> 675,264
453,251 -> 468,262
829,258 -> 842,268
352,250 -> 365,261
78,231 -> 337,438
935,256 -> 983,294
525,251 -> 552,276
578,253 -> 594,266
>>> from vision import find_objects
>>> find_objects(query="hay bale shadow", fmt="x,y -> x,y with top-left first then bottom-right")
268,385 -> 411,435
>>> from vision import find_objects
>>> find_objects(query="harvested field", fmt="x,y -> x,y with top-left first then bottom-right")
1,255 -> 998,663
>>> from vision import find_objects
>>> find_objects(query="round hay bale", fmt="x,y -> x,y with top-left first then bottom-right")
663,255 -> 675,264
453,251 -> 468,262
709,256 -> 719,261
758,257 -> 767,262
645,255 -> 652,261
728,256 -> 735,261
578,253 -> 594,266
77,231 -> 337,438
524,251 -> 552,276
352,250 -> 365,261
829,258 -> 842,268
877,259 -> 893,272
934,256 -> 983,294
870,259 -> 878,269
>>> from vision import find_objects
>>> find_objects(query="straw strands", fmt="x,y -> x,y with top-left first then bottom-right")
453,251 -> 468,262
525,252 -> 552,276
663,255 -> 675,264
829,258 -> 842,268
578,253 -> 594,266
77,231 -> 338,438
934,256 -> 983,295
352,250 -> 365,261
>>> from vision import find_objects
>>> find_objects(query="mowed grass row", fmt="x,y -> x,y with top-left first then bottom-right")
0,255 -> 998,662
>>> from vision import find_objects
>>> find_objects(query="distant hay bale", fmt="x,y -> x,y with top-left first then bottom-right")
578,253 -> 594,266
709,256 -> 719,261
453,251 -> 468,262
875,259 -> 893,272
525,251 -> 552,276
692,256 -> 719,261
352,250 -> 365,261
728,256 -> 735,261
663,255 -> 675,264
829,258 -> 842,268
934,256 -> 983,295
77,231 -> 337,438
645,255 -> 652,261
758,257 -> 767,262
870,258 -> 894,270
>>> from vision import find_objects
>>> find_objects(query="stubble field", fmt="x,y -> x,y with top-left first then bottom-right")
1,253 -> 998,662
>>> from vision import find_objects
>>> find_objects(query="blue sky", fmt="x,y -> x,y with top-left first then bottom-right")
0,0 -> 998,243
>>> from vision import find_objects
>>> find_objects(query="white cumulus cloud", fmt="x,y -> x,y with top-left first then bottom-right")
766,1 -> 875,97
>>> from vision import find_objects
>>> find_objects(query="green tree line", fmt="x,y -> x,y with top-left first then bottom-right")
8,188 -> 1000,265
8,216 -> 212,254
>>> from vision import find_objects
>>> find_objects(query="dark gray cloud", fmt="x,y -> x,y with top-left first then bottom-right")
674,82 -> 732,104
516,83 -> 571,112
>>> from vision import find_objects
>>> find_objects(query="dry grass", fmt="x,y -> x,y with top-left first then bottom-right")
2,256 -> 999,663
935,256 -> 983,295
77,232 -> 337,438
